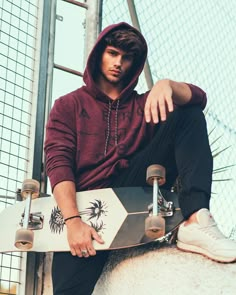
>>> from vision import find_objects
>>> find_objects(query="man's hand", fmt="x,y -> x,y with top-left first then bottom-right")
66,217 -> 104,258
144,79 -> 192,124
145,79 -> 174,124
52,181 -> 104,257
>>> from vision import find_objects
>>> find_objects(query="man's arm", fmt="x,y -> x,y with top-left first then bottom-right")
45,98 -> 104,257
53,181 -> 79,219
144,79 -> 198,124
53,181 -> 104,257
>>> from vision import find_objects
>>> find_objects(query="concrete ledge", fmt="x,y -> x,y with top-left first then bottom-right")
94,244 -> 236,295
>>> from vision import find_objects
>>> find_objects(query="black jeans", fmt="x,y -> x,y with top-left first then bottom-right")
52,105 -> 213,295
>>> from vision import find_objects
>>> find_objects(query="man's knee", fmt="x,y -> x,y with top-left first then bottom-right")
176,105 -> 205,120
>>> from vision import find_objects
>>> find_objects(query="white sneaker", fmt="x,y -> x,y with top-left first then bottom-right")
177,208 -> 236,263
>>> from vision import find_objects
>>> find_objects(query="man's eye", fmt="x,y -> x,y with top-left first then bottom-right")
108,51 -> 116,56
124,55 -> 133,61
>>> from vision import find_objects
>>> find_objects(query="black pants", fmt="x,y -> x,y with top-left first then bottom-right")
52,106 -> 213,295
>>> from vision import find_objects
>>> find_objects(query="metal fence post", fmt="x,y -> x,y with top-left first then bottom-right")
24,0 -> 53,294
84,0 -> 102,63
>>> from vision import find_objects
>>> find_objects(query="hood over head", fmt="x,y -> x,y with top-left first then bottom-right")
83,22 -> 148,100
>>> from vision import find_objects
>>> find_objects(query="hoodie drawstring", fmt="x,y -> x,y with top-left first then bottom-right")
104,99 -> 120,156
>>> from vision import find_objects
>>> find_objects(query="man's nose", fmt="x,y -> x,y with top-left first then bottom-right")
114,56 -> 122,66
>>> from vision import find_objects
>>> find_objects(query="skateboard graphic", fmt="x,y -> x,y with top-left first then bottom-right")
0,165 -> 184,253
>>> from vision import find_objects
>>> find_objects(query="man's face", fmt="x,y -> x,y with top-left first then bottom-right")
99,46 -> 134,85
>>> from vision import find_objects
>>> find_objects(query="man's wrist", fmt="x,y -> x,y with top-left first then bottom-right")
64,214 -> 82,223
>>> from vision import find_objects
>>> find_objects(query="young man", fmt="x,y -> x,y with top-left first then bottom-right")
45,22 -> 236,295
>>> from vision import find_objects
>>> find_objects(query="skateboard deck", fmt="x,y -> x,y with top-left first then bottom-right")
0,187 -> 183,253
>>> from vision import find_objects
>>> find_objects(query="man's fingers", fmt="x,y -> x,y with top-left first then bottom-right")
145,95 -> 174,123
70,245 -> 83,257
70,248 -> 77,256
144,99 -> 152,123
87,246 -> 96,256
150,100 -> 160,124
81,248 -> 90,258
69,229 -> 102,257
145,97 -> 168,124
158,98 -> 167,122
70,245 -> 95,258
145,98 -> 160,124
67,222 -> 104,258
92,229 -> 104,244
166,95 -> 174,113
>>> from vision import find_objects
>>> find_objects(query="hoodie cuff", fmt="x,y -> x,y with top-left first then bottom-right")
187,83 -> 207,109
48,166 -> 75,192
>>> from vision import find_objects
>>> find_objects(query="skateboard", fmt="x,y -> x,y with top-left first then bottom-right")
0,165 -> 184,253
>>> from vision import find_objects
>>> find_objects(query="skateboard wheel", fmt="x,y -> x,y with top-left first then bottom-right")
145,214 -> 165,239
21,179 -> 40,199
146,164 -> 166,186
15,228 -> 34,250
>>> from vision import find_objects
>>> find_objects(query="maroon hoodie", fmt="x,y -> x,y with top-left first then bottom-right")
44,22 -> 207,192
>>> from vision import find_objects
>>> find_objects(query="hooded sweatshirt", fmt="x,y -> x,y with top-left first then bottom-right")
44,22 -> 207,192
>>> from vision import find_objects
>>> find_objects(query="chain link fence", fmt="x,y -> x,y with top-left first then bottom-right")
0,0 -> 42,293
0,0 -> 236,293
101,0 -> 236,239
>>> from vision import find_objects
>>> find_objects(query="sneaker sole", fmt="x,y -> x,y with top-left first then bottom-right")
177,241 -> 236,263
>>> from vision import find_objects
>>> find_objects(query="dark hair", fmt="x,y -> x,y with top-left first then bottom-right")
92,27 -> 146,84
102,28 -> 146,59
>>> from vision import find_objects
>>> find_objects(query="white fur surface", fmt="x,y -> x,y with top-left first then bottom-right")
93,244 -> 236,295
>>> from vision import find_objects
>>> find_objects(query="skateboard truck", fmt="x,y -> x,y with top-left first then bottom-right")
145,164 -> 167,239
15,179 -> 40,250
147,194 -> 174,217
20,212 -> 44,230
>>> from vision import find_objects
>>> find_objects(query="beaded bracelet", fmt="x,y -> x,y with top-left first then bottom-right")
64,215 -> 82,223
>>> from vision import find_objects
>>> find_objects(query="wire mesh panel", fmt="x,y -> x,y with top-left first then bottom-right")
101,0 -> 236,239
0,0 -> 42,293
40,1 -> 88,294
51,0 -> 86,106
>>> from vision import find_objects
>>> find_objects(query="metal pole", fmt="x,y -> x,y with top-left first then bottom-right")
98,0 -> 103,33
32,0 -> 52,183
127,0 -> 154,89
24,1 -> 53,294
84,0 -> 102,64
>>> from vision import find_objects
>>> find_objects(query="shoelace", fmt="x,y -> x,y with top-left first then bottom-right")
201,223 -> 225,240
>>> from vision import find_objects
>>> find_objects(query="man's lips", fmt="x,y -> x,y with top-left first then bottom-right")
110,69 -> 121,75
